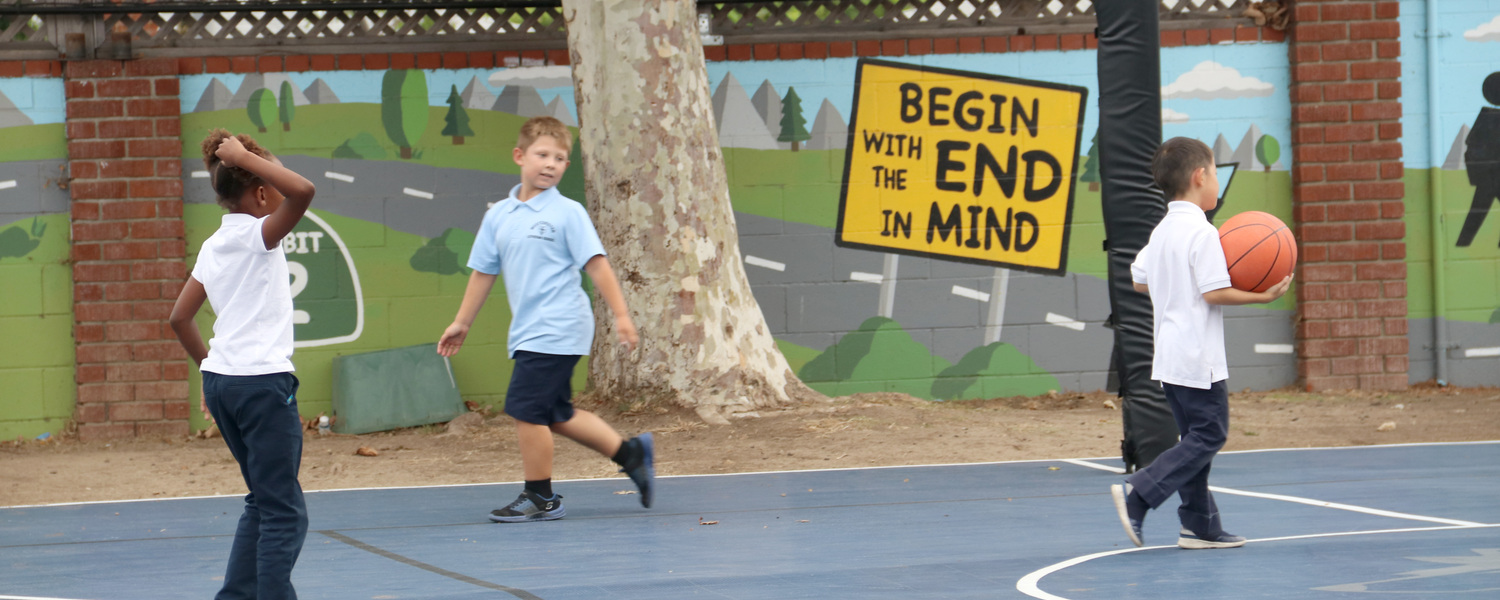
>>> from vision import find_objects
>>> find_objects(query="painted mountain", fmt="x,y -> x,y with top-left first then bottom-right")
712,73 -> 779,150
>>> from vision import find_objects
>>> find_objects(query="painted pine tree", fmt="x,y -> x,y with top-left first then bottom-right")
278,81 -> 296,132
778,86 -> 810,152
1081,132 -> 1100,191
442,84 -> 474,145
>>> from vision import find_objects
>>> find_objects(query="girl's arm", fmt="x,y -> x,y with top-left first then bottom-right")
215,136 -> 316,251
584,255 -> 638,351
169,277 -> 210,366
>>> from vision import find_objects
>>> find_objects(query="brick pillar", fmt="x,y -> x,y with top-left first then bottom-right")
1288,1 -> 1408,391
67,58 -> 191,440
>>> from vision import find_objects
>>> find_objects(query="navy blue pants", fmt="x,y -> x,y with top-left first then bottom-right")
203,371 -> 307,600
1125,380 -> 1229,537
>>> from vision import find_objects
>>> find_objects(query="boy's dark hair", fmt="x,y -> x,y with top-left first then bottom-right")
1151,137 -> 1215,201
516,116 -> 572,153
201,128 -> 273,210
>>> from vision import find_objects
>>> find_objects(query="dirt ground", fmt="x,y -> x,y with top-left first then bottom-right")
3,385 -> 1497,507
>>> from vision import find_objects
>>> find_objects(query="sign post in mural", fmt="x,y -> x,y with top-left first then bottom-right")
836,59 -> 1087,335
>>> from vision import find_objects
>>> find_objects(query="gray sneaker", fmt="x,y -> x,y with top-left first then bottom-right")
1110,483 -> 1145,547
1178,528 -> 1246,549
489,491 -> 565,523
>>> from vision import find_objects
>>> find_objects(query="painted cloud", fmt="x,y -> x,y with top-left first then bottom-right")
1162,61 -> 1274,100
1463,15 -> 1500,42
488,66 -> 573,89
1162,107 -> 1190,123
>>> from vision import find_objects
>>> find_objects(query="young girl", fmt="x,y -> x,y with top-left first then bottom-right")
169,129 -> 315,599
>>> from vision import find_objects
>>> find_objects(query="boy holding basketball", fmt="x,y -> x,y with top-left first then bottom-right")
437,116 -> 655,522
1110,137 -> 1292,549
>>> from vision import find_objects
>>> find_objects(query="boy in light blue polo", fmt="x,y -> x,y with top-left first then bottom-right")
438,116 -> 654,522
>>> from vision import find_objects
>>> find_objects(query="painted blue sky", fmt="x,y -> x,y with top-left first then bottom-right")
0,78 -> 63,125
1400,0 -> 1500,168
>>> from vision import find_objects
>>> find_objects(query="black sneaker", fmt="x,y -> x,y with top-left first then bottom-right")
488,491 -> 565,523
620,433 -> 655,508
1178,528 -> 1247,549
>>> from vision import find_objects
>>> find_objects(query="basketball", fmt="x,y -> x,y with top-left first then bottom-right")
1218,211 -> 1296,293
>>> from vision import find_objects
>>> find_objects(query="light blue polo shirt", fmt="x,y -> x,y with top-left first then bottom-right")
468,185 -> 606,358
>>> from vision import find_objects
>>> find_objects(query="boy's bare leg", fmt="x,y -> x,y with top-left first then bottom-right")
515,420 -> 556,481
549,409 -> 623,457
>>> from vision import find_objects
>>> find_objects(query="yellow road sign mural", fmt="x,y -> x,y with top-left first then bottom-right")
836,59 -> 1088,274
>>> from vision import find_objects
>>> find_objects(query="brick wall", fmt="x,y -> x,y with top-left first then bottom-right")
1288,1 -> 1408,390
67,58 -> 191,441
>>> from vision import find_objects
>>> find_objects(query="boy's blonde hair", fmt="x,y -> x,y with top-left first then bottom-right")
516,116 -> 572,153
201,128 -> 273,210
1150,137 -> 1215,201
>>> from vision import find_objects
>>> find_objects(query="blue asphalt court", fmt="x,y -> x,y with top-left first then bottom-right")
3,441 -> 1497,599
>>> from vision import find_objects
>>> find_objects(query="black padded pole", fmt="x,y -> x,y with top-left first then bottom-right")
1096,0 -> 1176,471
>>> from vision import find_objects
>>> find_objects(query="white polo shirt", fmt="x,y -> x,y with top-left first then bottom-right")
468,185 -> 606,358
1130,201 -> 1232,389
192,214 -> 296,376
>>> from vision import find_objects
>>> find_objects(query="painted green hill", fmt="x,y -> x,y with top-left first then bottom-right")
798,316 -> 953,398
931,342 -> 1060,400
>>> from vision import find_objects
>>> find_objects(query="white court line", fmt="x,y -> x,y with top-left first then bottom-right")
1255,343 -> 1294,354
1017,523 -> 1500,600
0,595 -> 95,600
324,171 -> 354,183
849,271 -> 883,283
1064,458 -> 1483,526
744,255 -> 786,272
1045,312 -> 1085,331
1465,347 -> 1500,358
0,180 -> 16,190
402,187 -> 434,199
190,170 -> 209,178
952,285 -> 989,302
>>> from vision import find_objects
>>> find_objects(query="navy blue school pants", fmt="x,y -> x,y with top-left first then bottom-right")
1124,380 -> 1229,537
203,371 -> 307,600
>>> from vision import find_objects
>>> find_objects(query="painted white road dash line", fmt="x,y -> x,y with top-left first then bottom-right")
744,255 -> 786,272
0,180 -> 16,190
324,171 -> 355,183
191,170 -> 209,178
1045,312 -> 1086,331
952,285 -> 989,302
403,187 -> 434,200
1465,347 -> 1500,358
1255,343 -> 1294,354
850,271 -> 883,284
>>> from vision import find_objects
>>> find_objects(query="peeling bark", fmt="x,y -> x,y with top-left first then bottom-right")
563,0 -> 824,422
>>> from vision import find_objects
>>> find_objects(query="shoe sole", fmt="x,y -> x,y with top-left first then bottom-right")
638,432 -> 655,509
488,507 -> 565,523
1110,484 -> 1143,547
1178,537 -> 1246,549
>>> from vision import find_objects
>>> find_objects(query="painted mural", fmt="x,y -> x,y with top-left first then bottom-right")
173,38 -> 1294,423
1399,0 -> 1500,385
0,76 -> 70,440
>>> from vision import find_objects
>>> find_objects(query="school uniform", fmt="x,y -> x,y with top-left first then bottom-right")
194,213 -> 307,600
1127,200 -> 1233,538
468,185 -> 606,425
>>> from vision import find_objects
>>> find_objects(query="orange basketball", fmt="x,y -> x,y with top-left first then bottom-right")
1218,211 -> 1296,293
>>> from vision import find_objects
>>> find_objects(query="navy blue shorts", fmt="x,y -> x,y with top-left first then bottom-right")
504,350 -> 581,425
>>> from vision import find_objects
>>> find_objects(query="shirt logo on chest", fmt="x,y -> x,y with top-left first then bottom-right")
527,221 -> 556,242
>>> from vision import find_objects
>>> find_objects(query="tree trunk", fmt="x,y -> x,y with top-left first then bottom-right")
562,0 -> 824,423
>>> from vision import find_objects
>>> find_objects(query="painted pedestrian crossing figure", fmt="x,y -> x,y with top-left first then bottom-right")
1457,72 -> 1500,247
